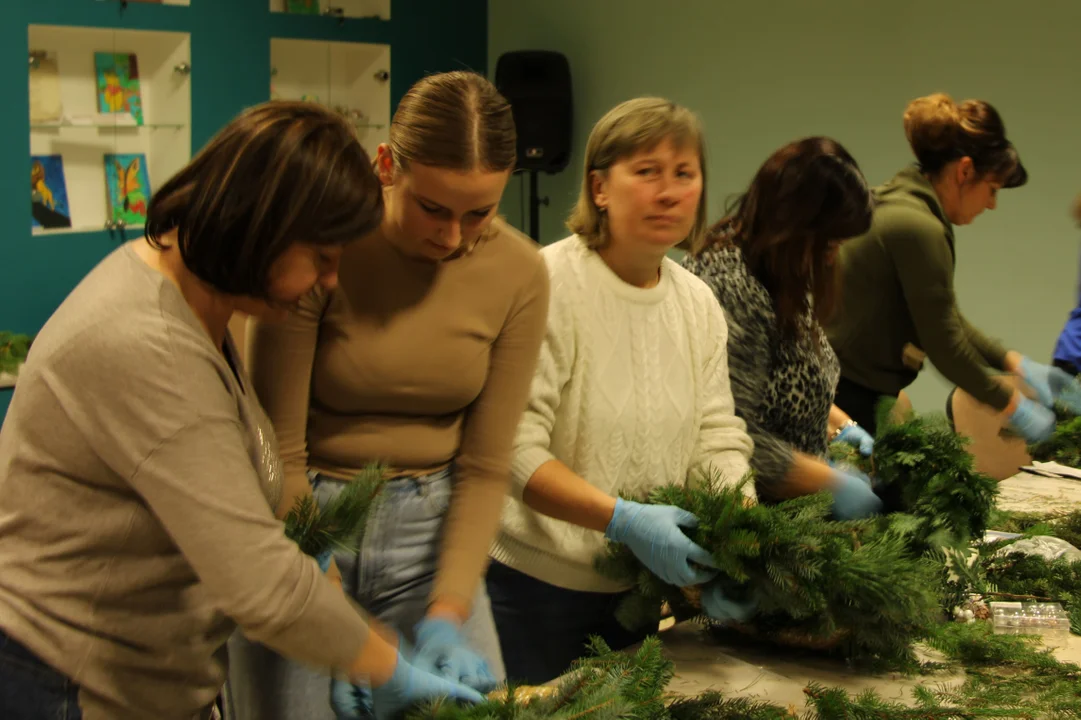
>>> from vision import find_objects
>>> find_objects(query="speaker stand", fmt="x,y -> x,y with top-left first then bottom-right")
528,170 -> 550,242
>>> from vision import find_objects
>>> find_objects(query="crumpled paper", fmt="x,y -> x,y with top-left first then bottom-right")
996,535 -> 1081,562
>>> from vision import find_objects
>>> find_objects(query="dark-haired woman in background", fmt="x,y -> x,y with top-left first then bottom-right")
826,93 -> 1066,447
683,137 -> 882,520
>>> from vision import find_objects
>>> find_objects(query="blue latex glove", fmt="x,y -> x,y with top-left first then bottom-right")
828,469 -> 883,520
413,617 -> 497,692
1007,395 -> 1055,443
604,498 -> 718,588
1020,357 -> 1081,414
316,549 -> 333,573
1020,357 -> 1065,408
832,423 -> 874,456
333,650 -> 486,720
700,583 -> 757,624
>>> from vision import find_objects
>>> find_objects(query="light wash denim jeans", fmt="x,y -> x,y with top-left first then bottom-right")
224,467 -> 505,720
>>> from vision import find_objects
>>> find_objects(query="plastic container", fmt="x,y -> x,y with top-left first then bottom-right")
989,601 -> 1072,647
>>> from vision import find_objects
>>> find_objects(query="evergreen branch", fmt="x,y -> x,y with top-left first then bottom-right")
596,473 -> 941,666
282,462 -> 387,559
401,622 -> 1081,718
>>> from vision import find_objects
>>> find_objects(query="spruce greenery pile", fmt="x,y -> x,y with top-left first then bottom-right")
594,407 -> 1003,665
596,477 -> 942,665
402,622 -> 1081,719
1029,415 -> 1081,468
950,514 -> 1081,636
830,408 -> 999,552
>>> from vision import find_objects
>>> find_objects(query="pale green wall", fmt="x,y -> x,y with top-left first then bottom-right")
490,0 -> 1081,414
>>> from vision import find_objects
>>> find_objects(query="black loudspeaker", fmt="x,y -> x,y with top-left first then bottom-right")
494,50 -> 573,174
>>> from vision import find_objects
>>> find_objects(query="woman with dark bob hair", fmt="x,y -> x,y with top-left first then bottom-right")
684,137 -> 882,521
0,101 -> 484,720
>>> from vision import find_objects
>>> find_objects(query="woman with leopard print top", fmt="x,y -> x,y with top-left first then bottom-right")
683,137 -> 881,519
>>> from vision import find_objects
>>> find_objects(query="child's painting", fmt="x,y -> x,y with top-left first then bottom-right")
286,0 -> 321,14
95,52 -> 144,125
104,153 -> 151,225
31,155 -> 72,231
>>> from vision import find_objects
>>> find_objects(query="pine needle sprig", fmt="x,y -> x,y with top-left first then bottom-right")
283,463 -> 387,558
1029,416 -> 1081,468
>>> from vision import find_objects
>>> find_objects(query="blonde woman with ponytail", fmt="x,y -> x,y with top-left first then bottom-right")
228,71 -> 549,720
826,93 -> 1081,508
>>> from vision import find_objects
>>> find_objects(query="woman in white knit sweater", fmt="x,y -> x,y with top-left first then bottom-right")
487,98 -> 755,684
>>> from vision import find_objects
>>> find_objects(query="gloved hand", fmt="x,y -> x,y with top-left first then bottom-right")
333,649 -> 486,720
828,468 -> 883,520
604,499 -> 718,587
1019,357 -> 1081,414
1007,395 -> 1056,443
316,549 -> 334,573
832,422 -> 874,456
1019,357 -> 1075,409
700,583 -> 757,624
413,617 -> 497,692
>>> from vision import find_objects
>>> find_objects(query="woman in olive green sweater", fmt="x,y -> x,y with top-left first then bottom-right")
827,93 -> 1078,446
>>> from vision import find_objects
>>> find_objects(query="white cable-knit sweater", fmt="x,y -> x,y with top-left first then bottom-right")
491,235 -> 754,593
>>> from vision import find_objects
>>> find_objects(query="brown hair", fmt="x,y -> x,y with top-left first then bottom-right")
697,137 -> 873,340
389,71 -> 516,172
146,100 -> 382,297
567,97 -> 708,250
903,93 -> 1027,188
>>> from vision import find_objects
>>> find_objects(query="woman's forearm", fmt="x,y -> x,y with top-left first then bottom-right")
773,452 -> 837,499
827,404 -> 852,439
522,459 -> 617,533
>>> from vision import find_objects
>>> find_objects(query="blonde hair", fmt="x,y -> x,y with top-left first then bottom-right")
389,71 -> 516,173
567,97 -> 708,250
902,92 -> 1026,187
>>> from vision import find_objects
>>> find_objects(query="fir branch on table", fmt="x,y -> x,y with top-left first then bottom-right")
399,621 -> 1081,718
282,463 -> 386,559
596,473 -> 942,666
867,409 -> 999,552
989,509 -> 1081,553
0,331 -> 32,375
1029,415 -> 1081,469
409,636 -> 673,719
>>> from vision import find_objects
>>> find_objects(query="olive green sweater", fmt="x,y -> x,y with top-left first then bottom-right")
826,165 -> 1012,410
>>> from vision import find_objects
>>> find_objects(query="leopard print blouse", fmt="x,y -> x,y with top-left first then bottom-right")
682,243 -> 839,499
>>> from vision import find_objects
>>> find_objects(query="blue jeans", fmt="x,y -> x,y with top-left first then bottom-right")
0,628 -> 82,719
224,467 -> 504,720
486,560 -> 652,685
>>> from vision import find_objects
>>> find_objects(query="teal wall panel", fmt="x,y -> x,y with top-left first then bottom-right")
0,0 -> 487,418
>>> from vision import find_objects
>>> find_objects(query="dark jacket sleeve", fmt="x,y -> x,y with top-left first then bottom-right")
880,208 -> 1013,410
